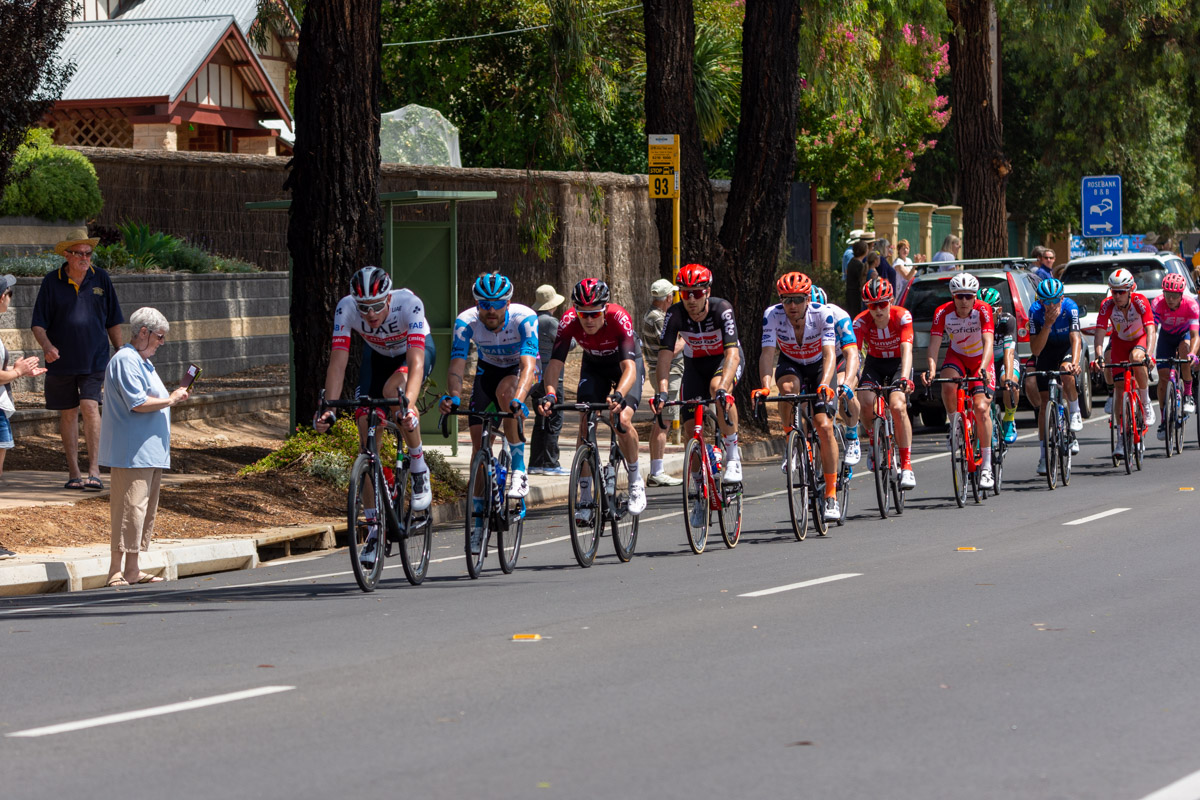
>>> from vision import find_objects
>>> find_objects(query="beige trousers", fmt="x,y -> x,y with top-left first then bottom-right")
109,467 -> 163,553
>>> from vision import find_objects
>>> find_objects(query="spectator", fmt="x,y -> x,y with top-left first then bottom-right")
643,278 -> 684,485
528,284 -> 568,476
1,275 -> 49,489
1032,247 -> 1056,281
30,237 -> 124,492
841,229 -> 866,279
99,307 -> 188,587
893,239 -> 916,299
933,234 -> 961,270
871,238 -> 898,290
845,240 -> 870,316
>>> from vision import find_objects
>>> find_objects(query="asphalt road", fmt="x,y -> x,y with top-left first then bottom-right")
3,414 -> 1200,800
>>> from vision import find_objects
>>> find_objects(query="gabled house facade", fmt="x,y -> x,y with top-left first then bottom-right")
44,0 -> 296,156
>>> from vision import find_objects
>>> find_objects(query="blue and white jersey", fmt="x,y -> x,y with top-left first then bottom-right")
451,303 -> 540,368
823,302 -> 857,350
1028,297 -> 1081,344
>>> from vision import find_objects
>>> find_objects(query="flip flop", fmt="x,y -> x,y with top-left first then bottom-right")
128,573 -> 164,584
83,477 -> 104,492
64,478 -> 85,490
105,574 -> 129,587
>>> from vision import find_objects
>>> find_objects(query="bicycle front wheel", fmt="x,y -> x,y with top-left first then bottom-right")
872,418 -> 889,519
347,454 -> 387,592
717,442 -> 742,548
567,443 -> 602,567
1045,403 -> 1060,490
398,469 -> 432,586
498,496 -> 524,574
609,452 -> 639,562
833,426 -> 850,526
682,438 -> 709,554
464,449 -> 492,578
810,432 -> 829,536
1165,381 -> 1177,459
1173,384 -> 1185,454
949,413 -> 967,508
1133,397 -> 1145,471
889,440 -> 905,515
785,429 -> 809,540
1121,394 -> 1134,475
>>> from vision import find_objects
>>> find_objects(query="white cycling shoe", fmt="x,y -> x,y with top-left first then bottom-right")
1069,412 -> 1083,432
627,476 -> 647,515
823,496 -> 840,520
507,469 -> 529,498
360,528 -> 381,567
410,471 -> 432,512
844,438 -> 861,466
1036,455 -> 1047,475
1104,395 -> 1114,415
722,459 -> 743,484
978,468 -> 994,490
1070,438 -> 1080,455
1114,439 -> 1125,459
1186,396 -> 1197,414
899,469 -> 916,490
469,524 -> 485,555
1144,406 -> 1156,427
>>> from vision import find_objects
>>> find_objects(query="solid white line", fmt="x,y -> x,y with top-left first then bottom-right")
739,572 -> 862,598
6,685 -> 295,738
1136,766 -> 1200,800
1063,507 -> 1130,526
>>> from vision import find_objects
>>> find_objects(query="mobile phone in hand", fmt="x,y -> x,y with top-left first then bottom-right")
180,363 -> 202,390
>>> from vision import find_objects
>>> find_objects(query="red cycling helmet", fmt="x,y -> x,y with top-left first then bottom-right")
776,272 -> 812,296
862,277 -> 894,303
571,277 -> 610,307
1162,273 -> 1188,294
677,263 -> 713,288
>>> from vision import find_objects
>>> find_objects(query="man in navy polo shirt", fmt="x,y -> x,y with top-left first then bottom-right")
31,237 -> 124,491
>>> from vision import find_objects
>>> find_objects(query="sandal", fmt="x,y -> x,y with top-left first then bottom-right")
83,477 -> 104,492
63,478 -> 85,490
128,573 -> 164,584
105,574 -> 129,587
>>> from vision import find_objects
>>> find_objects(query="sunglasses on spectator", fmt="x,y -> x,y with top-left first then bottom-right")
357,299 -> 387,314
681,288 -> 709,300
782,295 -> 810,305
477,299 -> 507,311
575,306 -> 605,319
66,249 -> 93,258
1041,254 -> 1055,260
1,290 -> 11,299
867,301 -> 889,310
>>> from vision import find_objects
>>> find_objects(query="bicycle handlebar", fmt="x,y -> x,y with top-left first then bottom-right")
653,396 -> 731,430
437,407 -> 525,442
548,402 -> 628,434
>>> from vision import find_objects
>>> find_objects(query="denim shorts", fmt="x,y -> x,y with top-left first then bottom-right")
0,411 -> 13,449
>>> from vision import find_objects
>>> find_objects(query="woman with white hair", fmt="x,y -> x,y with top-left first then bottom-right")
99,307 -> 190,587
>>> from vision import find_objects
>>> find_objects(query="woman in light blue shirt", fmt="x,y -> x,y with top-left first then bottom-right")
99,307 -> 189,587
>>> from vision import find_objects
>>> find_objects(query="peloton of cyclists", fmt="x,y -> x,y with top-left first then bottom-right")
811,285 -> 863,467
1095,268 -> 1157,458
1024,278 -> 1084,473
1151,273 -> 1200,438
923,272 -> 996,490
537,278 -> 648,518
752,271 -> 842,519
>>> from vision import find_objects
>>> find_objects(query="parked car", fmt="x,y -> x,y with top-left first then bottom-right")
898,265 -> 1095,427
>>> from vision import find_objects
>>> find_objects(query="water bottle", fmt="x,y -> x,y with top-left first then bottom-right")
495,462 -> 507,506
709,445 -> 722,475
602,465 -> 615,498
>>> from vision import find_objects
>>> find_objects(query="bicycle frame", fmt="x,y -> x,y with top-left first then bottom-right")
657,397 -> 741,551
753,392 -> 830,537
931,377 -> 981,474
1159,356 -> 1192,457
1106,360 -> 1147,471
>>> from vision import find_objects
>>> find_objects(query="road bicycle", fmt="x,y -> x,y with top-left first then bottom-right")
987,380 -> 1018,495
753,392 -> 829,540
1103,360 -> 1147,474
319,392 -> 432,591
858,381 -> 906,519
553,401 -> 639,566
929,376 -> 985,506
439,407 -> 525,578
1158,356 -> 1192,457
656,397 -> 741,553
1026,369 -> 1076,489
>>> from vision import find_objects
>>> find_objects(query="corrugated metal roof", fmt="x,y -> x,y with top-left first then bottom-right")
115,0 -> 258,34
59,17 -> 234,102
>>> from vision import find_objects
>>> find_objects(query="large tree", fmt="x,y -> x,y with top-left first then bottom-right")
0,0 -> 76,193
285,0 -> 383,424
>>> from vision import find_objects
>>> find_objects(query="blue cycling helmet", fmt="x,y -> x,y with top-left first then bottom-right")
1036,278 -> 1065,302
472,272 -> 514,302
811,286 -> 828,305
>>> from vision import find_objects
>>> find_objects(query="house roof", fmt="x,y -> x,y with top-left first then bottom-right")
116,0 -> 258,32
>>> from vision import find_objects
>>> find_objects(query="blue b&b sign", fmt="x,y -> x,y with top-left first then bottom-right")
1080,175 -> 1122,238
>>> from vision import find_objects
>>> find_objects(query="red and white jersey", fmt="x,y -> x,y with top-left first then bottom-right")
930,300 -> 994,358
1097,292 -> 1154,342
853,305 -> 914,359
332,289 -> 428,357
761,302 -> 836,365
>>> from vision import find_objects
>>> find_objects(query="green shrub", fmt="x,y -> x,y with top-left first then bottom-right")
0,129 -> 104,221
118,220 -> 180,268
161,243 -> 213,273
0,251 -> 59,276
92,242 -> 133,272
212,255 -> 259,273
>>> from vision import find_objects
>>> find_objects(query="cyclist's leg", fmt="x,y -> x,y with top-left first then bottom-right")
612,358 -> 644,466
939,352 -> 968,415
970,363 -> 995,459
711,354 -> 743,481
1129,341 -> 1152,422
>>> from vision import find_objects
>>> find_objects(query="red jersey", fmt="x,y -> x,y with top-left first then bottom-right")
1096,292 -> 1154,342
930,300 -> 994,358
853,305 -> 913,359
551,303 -> 640,364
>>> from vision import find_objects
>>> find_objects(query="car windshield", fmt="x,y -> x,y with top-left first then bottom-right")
903,274 -> 1014,319
1060,259 -> 1169,291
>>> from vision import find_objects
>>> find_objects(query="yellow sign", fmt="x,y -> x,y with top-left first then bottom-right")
647,133 -> 679,170
649,166 -> 677,199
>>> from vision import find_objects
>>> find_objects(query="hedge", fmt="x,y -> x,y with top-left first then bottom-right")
0,129 -> 104,222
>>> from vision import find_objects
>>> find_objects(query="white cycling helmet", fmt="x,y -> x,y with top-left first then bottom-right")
1108,268 -> 1136,290
948,273 -> 980,295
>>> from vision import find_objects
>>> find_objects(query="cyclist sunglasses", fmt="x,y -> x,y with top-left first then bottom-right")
477,298 -> 507,310
952,293 -> 977,300
1110,289 -> 1129,295
867,300 -> 889,310
782,294 -> 810,305
681,288 -> 709,300
357,299 -> 387,314
575,306 -> 605,319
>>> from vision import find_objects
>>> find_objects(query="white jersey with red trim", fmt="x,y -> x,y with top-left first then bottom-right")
1097,292 -> 1154,342
331,289 -> 429,357
761,302 -> 836,365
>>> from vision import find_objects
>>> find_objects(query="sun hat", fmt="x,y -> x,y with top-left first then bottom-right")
53,237 -> 100,257
846,229 -> 866,244
534,284 -> 565,311
0,274 -> 16,295
650,278 -> 677,299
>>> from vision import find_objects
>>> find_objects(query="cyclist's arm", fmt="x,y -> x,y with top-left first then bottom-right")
900,340 -> 914,384
513,354 -> 538,404
1068,330 -> 1082,370
322,347 -> 350,407
1029,323 -> 1051,356
542,358 -> 565,397
926,333 -> 943,377
615,357 -> 637,397
1190,322 -> 1200,357
655,348 -> 674,394
818,343 -> 837,389
980,331 -> 994,373
1145,322 -> 1157,359
758,345 -> 777,391
840,345 -> 860,390
402,345 -> 425,408
446,357 -> 466,401
718,344 -> 740,394
1002,344 -> 1016,380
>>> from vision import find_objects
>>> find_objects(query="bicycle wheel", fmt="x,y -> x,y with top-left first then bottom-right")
810,432 -> 829,536
716,441 -> 742,548
1165,381 -> 1177,459
682,438 -> 709,553
1133,397 -> 1145,471
833,426 -> 850,527
949,413 -> 967,508
609,449 -> 639,562
889,440 -> 905,515
498,497 -> 524,574
1044,402 -> 1060,490
991,438 -> 1005,495
872,418 -> 889,519
464,449 -> 492,579
1109,412 -> 1119,467
1194,380 -> 1200,449
785,429 -> 809,540
567,443 -> 602,567
1121,394 -> 1134,475
1059,416 -> 1073,487
397,469 -> 432,586
1173,384 -> 1185,454
347,454 -> 387,592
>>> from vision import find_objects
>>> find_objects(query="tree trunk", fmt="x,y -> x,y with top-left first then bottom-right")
643,0 -> 717,276
285,0 -> 382,424
715,0 -> 802,423
947,0 -> 1009,258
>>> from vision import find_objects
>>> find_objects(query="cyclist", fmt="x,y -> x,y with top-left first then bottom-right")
852,277 -> 916,490
537,278 -> 647,519
1024,278 -> 1083,473
1095,268 -> 1157,457
812,285 -> 862,466
922,272 -> 996,490
651,263 -> 744,514
981,286 -> 1020,445
1151,273 -> 1200,438
439,273 -> 539,552
752,271 -> 841,519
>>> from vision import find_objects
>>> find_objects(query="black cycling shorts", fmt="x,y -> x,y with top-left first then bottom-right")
1033,341 -> 1072,391
469,361 -> 520,426
357,335 -> 437,399
681,349 -> 744,402
861,357 -> 907,391
774,354 -> 834,417
577,356 -> 644,410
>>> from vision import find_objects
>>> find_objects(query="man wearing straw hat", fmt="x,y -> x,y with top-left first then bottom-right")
30,237 -> 124,491
529,283 -> 568,475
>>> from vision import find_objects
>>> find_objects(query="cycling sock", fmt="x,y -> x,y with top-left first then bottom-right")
408,446 -> 428,474
1040,439 -> 1047,455
980,447 -> 992,467
824,473 -> 837,499
651,458 -> 664,475
723,433 -> 740,462
627,460 -> 640,481
579,476 -> 593,503
1139,389 -> 1152,409
471,497 -> 484,521
509,442 -> 526,472
1186,380 -> 1194,396
844,427 -> 858,441
1068,399 -> 1080,416
900,447 -> 912,469
1003,407 -> 1016,422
